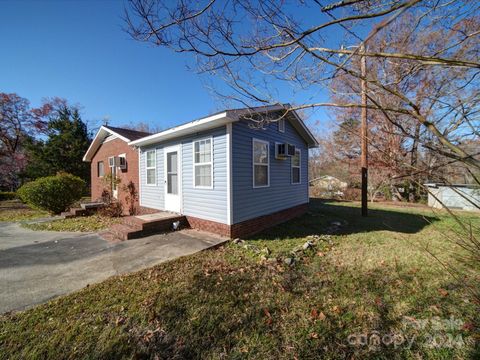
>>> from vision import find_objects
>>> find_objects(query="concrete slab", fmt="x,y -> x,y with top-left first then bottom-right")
0,222 -> 227,313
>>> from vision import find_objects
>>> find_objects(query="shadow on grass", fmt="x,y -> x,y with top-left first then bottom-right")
95,255 -> 468,359
249,198 -> 439,241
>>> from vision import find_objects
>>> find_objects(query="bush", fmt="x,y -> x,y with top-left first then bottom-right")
0,192 -> 16,201
343,187 -> 361,201
17,173 -> 86,214
98,201 -> 124,217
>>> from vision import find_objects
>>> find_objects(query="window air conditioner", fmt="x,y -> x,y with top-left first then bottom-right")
276,143 -> 296,159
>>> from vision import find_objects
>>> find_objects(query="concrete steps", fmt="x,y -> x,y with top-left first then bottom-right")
101,212 -> 188,241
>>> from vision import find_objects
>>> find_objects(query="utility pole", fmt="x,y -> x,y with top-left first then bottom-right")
360,43 -> 368,217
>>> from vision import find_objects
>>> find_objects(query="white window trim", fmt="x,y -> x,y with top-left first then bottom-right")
278,118 -> 285,133
145,149 -> 157,186
252,138 -> 270,188
97,161 -> 105,178
192,137 -> 214,189
291,149 -> 301,185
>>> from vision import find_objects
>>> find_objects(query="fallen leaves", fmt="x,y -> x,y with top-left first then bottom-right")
263,308 -> 273,325
438,288 -> 449,297
310,309 -> 326,321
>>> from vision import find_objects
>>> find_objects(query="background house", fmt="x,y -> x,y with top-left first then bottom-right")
424,183 -> 480,212
129,105 -> 318,238
83,126 -> 150,214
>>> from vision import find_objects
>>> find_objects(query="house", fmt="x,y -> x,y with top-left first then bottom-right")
128,105 -> 318,238
424,183 -> 480,212
83,125 -> 150,214
309,175 -> 348,197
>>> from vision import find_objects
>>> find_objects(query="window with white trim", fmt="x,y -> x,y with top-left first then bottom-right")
193,138 -> 213,188
291,149 -> 301,184
278,118 -> 285,133
145,150 -> 156,185
253,139 -> 269,188
97,161 -> 104,177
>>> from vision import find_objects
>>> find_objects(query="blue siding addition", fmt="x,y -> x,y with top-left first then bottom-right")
139,126 -> 228,224
232,118 -> 309,224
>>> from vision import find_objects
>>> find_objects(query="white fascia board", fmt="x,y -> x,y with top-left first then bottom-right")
83,126 -> 131,162
129,112 -> 233,147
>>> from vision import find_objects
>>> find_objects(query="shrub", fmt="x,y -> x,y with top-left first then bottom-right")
122,180 -> 138,215
98,201 -> 124,217
0,192 -> 16,201
98,188 -> 124,217
17,173 -> 86,214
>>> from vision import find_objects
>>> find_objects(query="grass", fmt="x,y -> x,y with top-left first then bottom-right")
0,200 -> 48,222
21,214 -> 122,232
1,200 -> 478,359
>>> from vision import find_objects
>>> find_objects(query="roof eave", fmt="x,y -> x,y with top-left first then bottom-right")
129,112 -> 232,147
83,126 -> 132,162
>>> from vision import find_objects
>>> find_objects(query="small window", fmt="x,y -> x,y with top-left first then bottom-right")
97,161 -> 104,177
145,150 -> 156,185
193,138 -> 213,188
253,139 -> 269,188
291,149 -> 301,184
278,119 -> 285,133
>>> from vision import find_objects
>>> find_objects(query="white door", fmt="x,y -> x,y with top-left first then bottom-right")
108,156 -> 118,199
164,145 -> 181,213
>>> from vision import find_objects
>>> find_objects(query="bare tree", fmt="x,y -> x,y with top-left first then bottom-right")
125,0 -> 479,170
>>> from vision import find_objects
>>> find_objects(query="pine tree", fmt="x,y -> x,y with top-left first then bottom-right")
25,106 -> 91,183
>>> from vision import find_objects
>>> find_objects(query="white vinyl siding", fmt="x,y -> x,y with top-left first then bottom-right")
252,138 -> 269,188
291,149 -> 301,184
193,138 -> 213,188
146,150 -> 156,185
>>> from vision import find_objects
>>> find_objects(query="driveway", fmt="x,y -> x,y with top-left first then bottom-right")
0,222 -> 227,313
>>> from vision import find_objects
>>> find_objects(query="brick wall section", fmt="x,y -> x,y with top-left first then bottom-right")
186,203 -> 308,238
230,203 -> 308,238
186,216 -> 232,237
90,138 -> 139,215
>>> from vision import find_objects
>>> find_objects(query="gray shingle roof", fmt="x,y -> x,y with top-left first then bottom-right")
104,126 -> 150,141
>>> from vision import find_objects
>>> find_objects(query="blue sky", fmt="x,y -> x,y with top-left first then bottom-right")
0,0 -> 332,133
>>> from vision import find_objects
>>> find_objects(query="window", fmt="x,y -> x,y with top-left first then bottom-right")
253,139 -> 269,188
278,119 -> 285,133
97,161 -> 104,177
193,138 -> 213,188
145,150 -> 156,185
291,149 -> 301,184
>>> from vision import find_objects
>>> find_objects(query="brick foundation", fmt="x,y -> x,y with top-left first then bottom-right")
186,203 -> 308,238
186,216 -> 232,237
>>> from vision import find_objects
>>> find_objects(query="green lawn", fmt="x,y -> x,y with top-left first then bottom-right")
22,214 -> 122,232
1,200 -> 478,359
0,200 -> 48,222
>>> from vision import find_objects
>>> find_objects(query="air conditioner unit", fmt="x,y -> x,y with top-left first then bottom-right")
117,156 -> 127,169
276,143 -> 296,159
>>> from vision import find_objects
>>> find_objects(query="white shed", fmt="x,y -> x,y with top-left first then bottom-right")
424,183 -> 480,212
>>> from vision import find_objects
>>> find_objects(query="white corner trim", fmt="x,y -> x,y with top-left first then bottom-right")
226,123 -> 233,225
138,148 -> 142,207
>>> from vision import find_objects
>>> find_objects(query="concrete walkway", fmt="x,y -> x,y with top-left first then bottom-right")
0,222 -> 227,313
